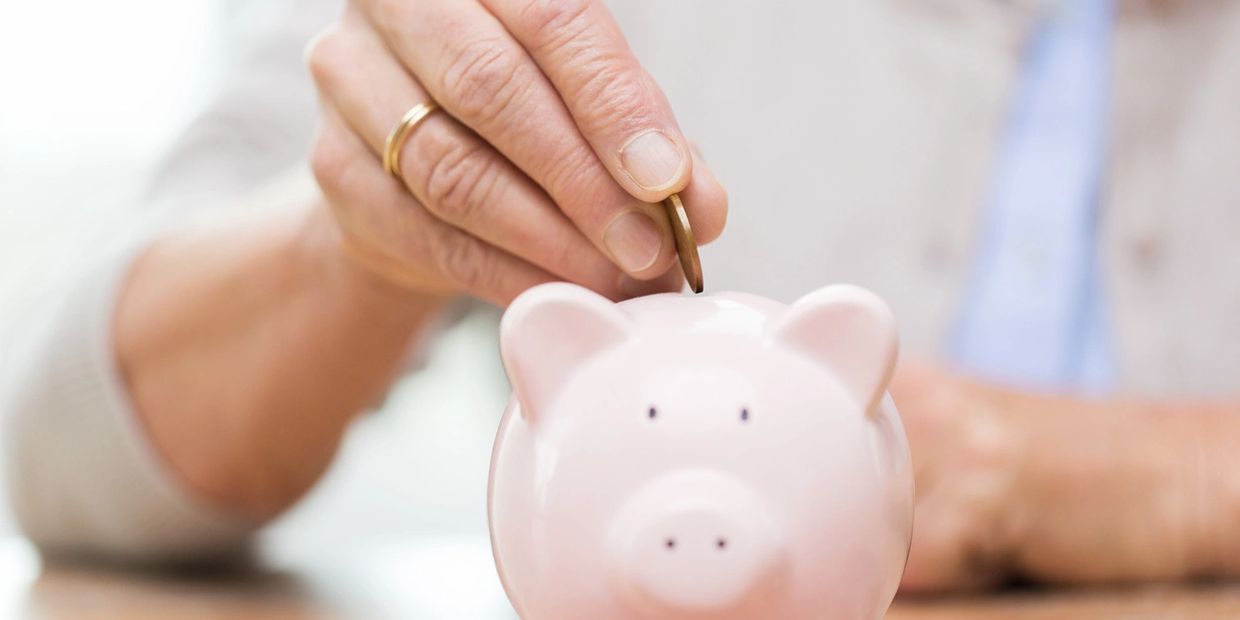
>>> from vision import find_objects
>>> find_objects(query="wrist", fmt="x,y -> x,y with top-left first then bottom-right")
1006,395 -> 1206,584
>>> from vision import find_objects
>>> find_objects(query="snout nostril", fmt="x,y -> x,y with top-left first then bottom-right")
716,538 -> 727,550
665,538 -> 676,550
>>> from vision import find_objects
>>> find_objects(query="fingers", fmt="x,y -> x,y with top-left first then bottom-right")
679,148 -> 728,245
311,104 -> 556,307
479,0 -> 728,244
902,492 -> 1010,593
485,0 -> 730,244
306,17 -> 656,300
360,0 -> 680,279
480,0 -> 690,198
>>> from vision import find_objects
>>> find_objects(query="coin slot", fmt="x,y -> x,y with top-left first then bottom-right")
740,408 -> 750,423
648,406 -> 658,420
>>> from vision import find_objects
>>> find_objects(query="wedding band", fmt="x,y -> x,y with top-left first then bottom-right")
383,100 -> 440,182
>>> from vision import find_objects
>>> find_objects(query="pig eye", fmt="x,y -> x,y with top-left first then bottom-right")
740,408 -> 750,423
648,406 -> 658,420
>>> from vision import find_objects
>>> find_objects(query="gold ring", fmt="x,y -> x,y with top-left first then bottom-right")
383,100 -> 440,181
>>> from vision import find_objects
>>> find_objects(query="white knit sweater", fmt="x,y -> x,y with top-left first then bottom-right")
0,0 -> 336,562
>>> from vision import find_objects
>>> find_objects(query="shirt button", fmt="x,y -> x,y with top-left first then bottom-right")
1131,236 -> 1163,271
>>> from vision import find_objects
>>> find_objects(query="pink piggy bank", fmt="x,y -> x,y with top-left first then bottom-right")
488,283 -> 914,619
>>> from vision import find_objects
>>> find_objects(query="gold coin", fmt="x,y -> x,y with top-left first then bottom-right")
662,193 -> 704,294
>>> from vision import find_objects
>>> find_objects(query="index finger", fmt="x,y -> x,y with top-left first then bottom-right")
483,0 -> 695,202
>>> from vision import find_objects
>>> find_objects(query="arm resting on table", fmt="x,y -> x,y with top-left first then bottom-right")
2,193 -> 444,564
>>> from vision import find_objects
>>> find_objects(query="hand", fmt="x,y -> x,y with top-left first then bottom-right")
305,0 -> 728,306
891,362 -> 1023,592
893,361 -> 1219,593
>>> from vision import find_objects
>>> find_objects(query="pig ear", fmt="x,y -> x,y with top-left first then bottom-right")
769,284 -> 898,414
500,282 -> 634,421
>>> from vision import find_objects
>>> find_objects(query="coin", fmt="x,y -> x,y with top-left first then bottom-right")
662,193 -> 704,294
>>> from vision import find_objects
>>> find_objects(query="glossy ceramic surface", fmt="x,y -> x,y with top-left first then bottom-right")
488,283 -> 914,619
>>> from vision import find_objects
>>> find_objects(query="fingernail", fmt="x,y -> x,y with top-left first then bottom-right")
620,130 -> 685,191
604,211 -> 664,273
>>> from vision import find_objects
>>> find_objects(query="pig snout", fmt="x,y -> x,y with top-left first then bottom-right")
606,471 -> 787,615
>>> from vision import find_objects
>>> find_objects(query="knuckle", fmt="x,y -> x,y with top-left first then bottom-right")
440,38 -> 531,128
304,26 -> 351,87
434,233 -> 492,290
574,65 -> 651,133
309,129 -> 354,197
542,145 -> 605,199
354,0 -> 409,28
517,0 -> 594,51
370,0 -> 404,20
421,142 -> 505,224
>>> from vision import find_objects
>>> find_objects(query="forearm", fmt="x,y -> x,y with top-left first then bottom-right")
1003,391 -> 1240,583
115,202 -> 445,522
1167,400 -> 1240,580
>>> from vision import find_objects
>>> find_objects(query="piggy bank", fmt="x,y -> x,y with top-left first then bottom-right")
488,283 -> 914,619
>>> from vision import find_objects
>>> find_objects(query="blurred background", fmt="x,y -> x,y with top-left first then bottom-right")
0,1 -> 514,616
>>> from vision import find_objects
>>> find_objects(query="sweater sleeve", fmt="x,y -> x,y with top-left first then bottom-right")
0,0 -> 343,563
0,239 -> 253,564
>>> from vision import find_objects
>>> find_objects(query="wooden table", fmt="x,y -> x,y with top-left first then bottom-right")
8,540 -> 1240,620
889,587 -> 1240,619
